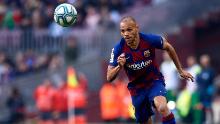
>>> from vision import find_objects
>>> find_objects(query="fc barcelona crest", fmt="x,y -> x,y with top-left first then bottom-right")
144,50 -> 150,57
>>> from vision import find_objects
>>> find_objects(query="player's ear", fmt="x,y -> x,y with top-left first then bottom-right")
136,24 -> 139,31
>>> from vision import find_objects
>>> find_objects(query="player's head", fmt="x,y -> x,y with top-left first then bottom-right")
120,16 -> 139,46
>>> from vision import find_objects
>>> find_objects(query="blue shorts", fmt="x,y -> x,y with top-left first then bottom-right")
57,112 -> 68,119
39,111 -> 53,120
128,80 -> 167,123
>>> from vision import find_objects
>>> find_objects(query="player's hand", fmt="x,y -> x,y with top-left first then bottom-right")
117,53 -> 126,67
179,70 -> 194,82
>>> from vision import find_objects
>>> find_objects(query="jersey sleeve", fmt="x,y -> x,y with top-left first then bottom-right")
109,44 -> 122,67
147,34 -> 164,49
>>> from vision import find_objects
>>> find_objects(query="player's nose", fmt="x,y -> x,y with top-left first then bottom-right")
124,31 -> 130,36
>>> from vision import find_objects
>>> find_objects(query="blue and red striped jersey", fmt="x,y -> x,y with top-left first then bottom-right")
109,33 -> 164,88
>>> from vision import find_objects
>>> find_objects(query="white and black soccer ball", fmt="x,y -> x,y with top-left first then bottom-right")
54,3 -> 77,27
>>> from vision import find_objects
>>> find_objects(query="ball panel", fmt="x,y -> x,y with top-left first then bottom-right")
58,17 -> 65,26
72,6 -> 77,15
66,4 -> 72,13
66,15 -> 73,23
56,6 -> 65,15
54,14 -> 57,23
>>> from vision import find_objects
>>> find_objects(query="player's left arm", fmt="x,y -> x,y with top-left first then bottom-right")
162,37 -> 194,82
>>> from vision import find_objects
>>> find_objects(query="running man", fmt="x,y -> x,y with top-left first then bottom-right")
107,16 -> 194,124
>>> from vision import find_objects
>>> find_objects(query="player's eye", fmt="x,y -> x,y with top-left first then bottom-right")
121,30 -> 125,33
127,28 -> 132,32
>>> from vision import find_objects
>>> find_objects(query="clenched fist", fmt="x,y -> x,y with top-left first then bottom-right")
117,53 -> 126,67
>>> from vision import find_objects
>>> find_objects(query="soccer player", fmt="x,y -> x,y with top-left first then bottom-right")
106,16 -> 194,124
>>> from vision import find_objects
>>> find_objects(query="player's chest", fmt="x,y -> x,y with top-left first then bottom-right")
123,48 -> 153,63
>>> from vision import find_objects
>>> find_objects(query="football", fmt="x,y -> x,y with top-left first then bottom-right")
54,3 -> 77,27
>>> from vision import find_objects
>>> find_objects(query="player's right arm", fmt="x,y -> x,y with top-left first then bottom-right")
107,53 -> 126,82
107,65 -> 121,82
106,44 -> 125,82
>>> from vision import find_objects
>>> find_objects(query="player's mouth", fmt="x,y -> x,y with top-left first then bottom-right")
127,41 -> 135,46
125,37 -> 132,41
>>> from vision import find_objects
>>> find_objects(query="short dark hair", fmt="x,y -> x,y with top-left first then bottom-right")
120,16 -> 136,23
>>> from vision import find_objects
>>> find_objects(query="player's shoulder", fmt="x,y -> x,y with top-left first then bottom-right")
140,32 -> 162,40
113,38 -> 126,50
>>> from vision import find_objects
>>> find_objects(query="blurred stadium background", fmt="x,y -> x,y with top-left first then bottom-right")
0,0 -> 220,124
